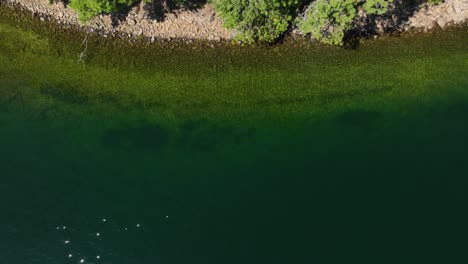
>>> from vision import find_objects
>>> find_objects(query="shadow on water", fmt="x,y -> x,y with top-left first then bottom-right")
100,119 -> 257,153
101,122 -> 170,152
40,82 -> 89,104
337,109 -> 381,129
176,119 -> 256,152
1,95 -> 468,264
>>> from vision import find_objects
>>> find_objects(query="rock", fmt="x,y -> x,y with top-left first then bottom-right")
58,12 -> 63,18
127,18 -> 136,26
437,17 -> 448,28
453,2 -> 462,13
150,37 -> 155,43
39,17 -> 45,21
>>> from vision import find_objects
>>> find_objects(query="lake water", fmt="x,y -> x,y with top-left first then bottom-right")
1,5 -> 468,264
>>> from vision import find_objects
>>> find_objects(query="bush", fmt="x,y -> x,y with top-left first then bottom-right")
427,0 -> 443,5
213,0 -> 303,43
296,0 -> 392,45
69,0 -> 139,22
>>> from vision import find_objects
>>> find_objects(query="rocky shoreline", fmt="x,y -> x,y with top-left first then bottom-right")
2,0 -> 468,44
3,0 -> 234,43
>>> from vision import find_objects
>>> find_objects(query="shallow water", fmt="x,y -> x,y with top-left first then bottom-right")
1,5 -> 468,264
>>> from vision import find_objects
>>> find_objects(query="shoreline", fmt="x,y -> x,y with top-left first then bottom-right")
1,0 -> 468,45
3,0 -> 233,44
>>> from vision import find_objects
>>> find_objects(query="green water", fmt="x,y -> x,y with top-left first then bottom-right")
1,5 -> 468,264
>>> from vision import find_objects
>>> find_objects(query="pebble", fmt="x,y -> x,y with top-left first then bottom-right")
437,17 -> 448,28
127,18 -> 136,26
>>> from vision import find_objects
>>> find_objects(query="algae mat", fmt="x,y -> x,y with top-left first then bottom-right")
1,5 -> 468,264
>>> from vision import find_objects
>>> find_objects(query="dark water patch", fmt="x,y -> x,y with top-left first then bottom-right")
0,91 -> 25,112
337,109 -> 381,129
40,82 -> 89,104
101,123 -> 169,152
322,85 -> 394,102
0,73 -> 31,112
176,119 -> 255,151
36,105 -> 60,121
255,95 -> 315,106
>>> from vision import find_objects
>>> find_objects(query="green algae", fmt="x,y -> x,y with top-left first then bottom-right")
1,3 -> 467,126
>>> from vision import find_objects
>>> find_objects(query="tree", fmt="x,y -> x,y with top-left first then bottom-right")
296,0 -> 392,45
213,0 -> 304,43
69,0 -> 139,22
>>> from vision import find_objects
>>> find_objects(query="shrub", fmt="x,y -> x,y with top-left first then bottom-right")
213,0 -> 303,43
69,0 -> 139,22
427,0 -> 443,5
296,0 -> 392,45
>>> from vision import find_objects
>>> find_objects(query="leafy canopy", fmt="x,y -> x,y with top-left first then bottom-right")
213,0 -> 303,43
69,0 -> 143,22
296,0 -> 392,45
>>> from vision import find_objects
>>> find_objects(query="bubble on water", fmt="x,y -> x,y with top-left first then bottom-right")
136,224 -> 140,228
64,240 -> 70,244
102,218 -> 106,222
96,232 -> 100,236
62,226 -> 66,230
80,259 -> 85,263
68,254 -> 73,258
96,255 -> 100,259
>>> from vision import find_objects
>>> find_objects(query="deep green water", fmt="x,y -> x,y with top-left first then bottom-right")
1,5 -> 468,264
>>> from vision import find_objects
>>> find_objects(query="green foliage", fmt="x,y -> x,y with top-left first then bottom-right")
427,0 -> 443,5
213,0 -> 303,43
69,0 -> 138,22
363,0 -> 391,15
296,0 -> 392,45
296,0 -> 357,45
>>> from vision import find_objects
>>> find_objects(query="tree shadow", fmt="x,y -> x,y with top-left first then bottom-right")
143,0 -> 208,22
49,0 -> 69,7
343,29 -> 361,49
358,0 -> 428,36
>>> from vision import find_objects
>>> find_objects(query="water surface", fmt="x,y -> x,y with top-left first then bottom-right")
1,6 -> 468,264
